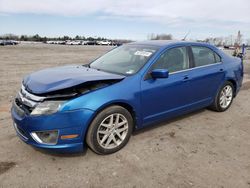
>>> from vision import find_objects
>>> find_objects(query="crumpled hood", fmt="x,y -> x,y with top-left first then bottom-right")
23,65 -> 125,95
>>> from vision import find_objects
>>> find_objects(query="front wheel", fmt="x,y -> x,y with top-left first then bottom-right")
210,81 -> 234,112
86,106 -> 133,155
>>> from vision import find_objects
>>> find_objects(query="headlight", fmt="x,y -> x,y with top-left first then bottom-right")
31,101 -> 65,115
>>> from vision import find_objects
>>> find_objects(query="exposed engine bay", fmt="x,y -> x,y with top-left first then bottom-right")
14,79 -> 121,116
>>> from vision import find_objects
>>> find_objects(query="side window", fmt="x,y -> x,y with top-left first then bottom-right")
191,46 -> 220,67
152,47 -> 189,73
214,53 -> 221,63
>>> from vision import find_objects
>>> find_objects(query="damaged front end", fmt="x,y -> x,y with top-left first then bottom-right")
11,65 -> 126,151
14,79 -> 121,117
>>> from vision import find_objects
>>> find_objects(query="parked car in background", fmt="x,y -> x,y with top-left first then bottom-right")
0,40 -> 5,45
46,41 -> 66,45
9,40 -> 19,45
65,40 -> 82,45
114,42 -> 122,46
44,40 -> 122,46
85,41 -> 97,45
0,40 -> 19,45
45,41 -> 54,44
11,41 -> 243,154
81,40 -> 89,45
97,40 -> 111,45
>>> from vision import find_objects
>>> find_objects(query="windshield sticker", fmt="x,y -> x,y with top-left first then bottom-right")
134,51 -> 152,57
126,69 -> 135,74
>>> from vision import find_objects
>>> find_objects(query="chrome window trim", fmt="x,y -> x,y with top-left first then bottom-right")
144,60 -> 222,80
169,62 -> 222,75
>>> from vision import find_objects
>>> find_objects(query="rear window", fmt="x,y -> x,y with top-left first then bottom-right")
214,53 -> 221,63
191,46 -> 221,67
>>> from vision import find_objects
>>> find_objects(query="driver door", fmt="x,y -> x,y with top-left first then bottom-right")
141,46 -> 192,126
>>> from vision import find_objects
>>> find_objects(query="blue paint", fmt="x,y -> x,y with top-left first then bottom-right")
11,41 -> 244,153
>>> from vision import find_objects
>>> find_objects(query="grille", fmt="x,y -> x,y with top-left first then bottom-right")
14,85 -> 44,115
13,100 -> 26,117
15,98 -> 33,114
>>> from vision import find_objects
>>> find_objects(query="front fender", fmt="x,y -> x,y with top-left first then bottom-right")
59,76 -> 142,127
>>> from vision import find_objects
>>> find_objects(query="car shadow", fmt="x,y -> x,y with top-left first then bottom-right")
32,147 -> 88,157
133,108 -> 207,135
32,108 -> 208,157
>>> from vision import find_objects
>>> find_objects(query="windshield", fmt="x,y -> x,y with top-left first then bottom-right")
90,45 -> 159,75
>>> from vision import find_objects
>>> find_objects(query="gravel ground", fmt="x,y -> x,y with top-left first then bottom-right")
0,44 -> 250,188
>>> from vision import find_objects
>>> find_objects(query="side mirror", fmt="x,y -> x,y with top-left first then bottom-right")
151,69 -> 169,79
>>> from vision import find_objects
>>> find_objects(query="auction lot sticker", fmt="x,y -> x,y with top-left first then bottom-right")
134,51 -> 152,57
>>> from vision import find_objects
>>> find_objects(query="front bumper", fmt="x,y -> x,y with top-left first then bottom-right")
11,103 -> 95,153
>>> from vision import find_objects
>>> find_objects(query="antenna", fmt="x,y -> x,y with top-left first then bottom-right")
182,31 -> 190,41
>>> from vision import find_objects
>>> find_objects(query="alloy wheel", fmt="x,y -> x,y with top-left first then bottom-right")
219,85 -> 233,109
97,113 -> 129,149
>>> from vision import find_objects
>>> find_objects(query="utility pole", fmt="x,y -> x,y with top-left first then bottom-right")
236,30 -> 242,46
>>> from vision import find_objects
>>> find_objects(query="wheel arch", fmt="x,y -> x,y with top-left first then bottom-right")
226,79 -> 237,97
85,101 -> 138,140
104,102 -> 137,129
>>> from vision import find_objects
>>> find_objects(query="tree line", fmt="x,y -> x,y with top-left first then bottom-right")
0,34 -> 111,42
1,33 -> 175,42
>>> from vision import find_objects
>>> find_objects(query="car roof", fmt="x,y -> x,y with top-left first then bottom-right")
129,40 -> 211,48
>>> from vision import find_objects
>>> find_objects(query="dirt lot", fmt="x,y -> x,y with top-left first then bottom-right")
0,43 -> 250,188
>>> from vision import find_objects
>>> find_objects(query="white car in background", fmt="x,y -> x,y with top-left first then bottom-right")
97,41 -> 111,45
66,40 -> 81,45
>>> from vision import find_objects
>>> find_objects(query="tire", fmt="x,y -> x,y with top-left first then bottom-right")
86,105 -> 133,155
210,81 -> 234,112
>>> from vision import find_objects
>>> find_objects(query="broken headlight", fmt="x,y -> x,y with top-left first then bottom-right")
31,101 -> 65,115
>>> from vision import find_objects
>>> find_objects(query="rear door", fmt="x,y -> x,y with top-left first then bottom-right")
186,45 -> 225,105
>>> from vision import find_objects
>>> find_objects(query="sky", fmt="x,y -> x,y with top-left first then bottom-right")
0,0 -> 250,40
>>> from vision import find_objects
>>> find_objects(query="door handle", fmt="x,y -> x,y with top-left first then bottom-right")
182,75 -> 189,82
219,68 -> 224,72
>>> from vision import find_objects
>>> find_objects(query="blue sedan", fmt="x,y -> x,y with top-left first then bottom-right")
11,40 -> 244,154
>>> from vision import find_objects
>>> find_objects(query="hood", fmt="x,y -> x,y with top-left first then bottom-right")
23,65 -> 125,95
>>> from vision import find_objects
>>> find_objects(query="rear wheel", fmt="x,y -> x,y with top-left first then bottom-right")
86,106 -> 133,155
210,81 -> 234,112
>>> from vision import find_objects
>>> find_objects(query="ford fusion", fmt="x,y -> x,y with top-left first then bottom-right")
11,41 -> 243,154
